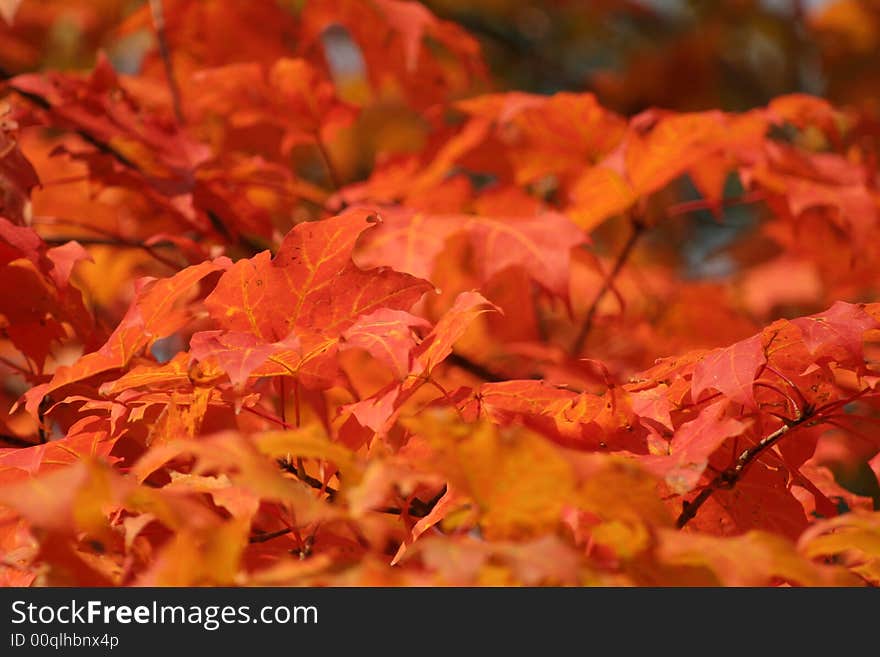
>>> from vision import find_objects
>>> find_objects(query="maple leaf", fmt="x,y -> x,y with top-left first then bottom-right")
41,258 -> 229,395
456,91 -> 626,187
340,308 -> 430,378
690,459 -> 811,540
11,53 -> 211,186
791,301 -> 879,367
0,101 -> 40,224
656,529 -> 859,586
299,0 -> 485,110
344,290 -> 497,434
0,216 -> 41,266
5,0 -> 880,590
640,401 -> 747,494
0,220 -> 93,369
568,108 -> 766,230
798,511 -> 880,585
691,333 -> 766,409
356,207 -> 586,302
205,208 -> 431,341
189,330 -> 301,391
412,417 -> 578,540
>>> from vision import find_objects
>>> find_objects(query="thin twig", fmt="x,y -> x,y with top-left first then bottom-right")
446,351 -> 506,383
149,0 -> 184,125
242,404 -> 293,429
41,236 -> 182,270
249,527 -> 294,544
0,354 -> 31,376
11,87 -> 141,171
753,380 -> 800,418
313,135 -> 342,190
0,434 -> 41,448
764,364 -> 809,410
569,219 -> 644,356
276,457 -> 445,519
678,384 -> 877,528
667,191 -> 764,217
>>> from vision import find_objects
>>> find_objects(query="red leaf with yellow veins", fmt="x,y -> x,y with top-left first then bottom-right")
467,213 -> 586,302
99,353 -> 193,396
354,209 -> 460,281
412,291 -> 498,376
45,258 -> 229,394
340,308 -> 430,378
189,330 -> 300,390
357,208 -> 586,302
205,208 -> 432,341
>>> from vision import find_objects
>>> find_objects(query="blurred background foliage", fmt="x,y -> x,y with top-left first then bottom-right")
3,0 -> 879,116
2,0 -> 878,300
426,0 -> 880,116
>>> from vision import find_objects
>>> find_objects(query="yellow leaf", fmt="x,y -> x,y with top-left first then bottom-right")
413,416 -> 577,540
255,427 -> 358,480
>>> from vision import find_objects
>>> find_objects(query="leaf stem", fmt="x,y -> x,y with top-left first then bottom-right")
149,0 -> 185,125
314,134 -> 342,190
753,380 -> 800,419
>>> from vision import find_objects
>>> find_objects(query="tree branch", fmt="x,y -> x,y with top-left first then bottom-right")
149,0 -> 185,125
11,87 -> 141,172
41,235 -> 182,270
314,135 -> 342,190
276,457 -> 446,519
676,415 -> 805,529
569,218 -> 644,356
446,351 -> 506,383
0,433 -> 41,448
249,527 -> 294,544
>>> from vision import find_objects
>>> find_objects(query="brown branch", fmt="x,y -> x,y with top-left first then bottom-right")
446,351 -> 506,383
249,527 -> 293,544
569,218 -> 644,356
276,457 -> 445,519
12,86 -> 141,172
41,235 -> 182,270
149,0 -> 184,125
676,383 -> 878,529
676,417 -> 802,529
0,434 -> 41,448
278,457 -> 338,499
